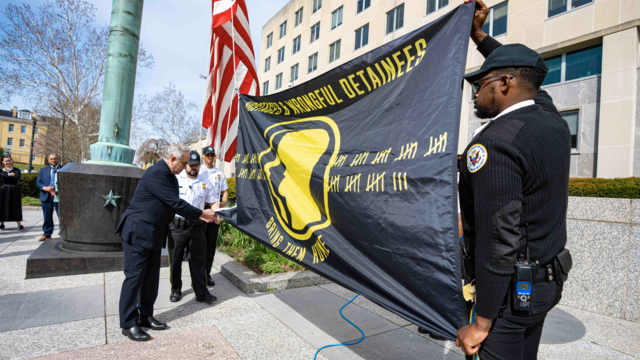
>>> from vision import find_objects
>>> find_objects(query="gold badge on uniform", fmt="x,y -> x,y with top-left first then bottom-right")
217,174 -> 221,180
201,183 -> 207,190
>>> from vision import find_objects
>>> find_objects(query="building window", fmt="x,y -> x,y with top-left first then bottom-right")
8,124 -> 14,133
561,111 -> 579,150
6,138 -> 13,146
355,24 -> 369,50
308,53 -> 318,73
331,7 -> 343,30
32,155 -> 36,162
310,22 -> 320,43
541,45 -> 602,86
278,47 -> 285,64
548,0 -> 592,18
482,2 -> 508,37
426,0 -> 449,15
313,0 -> 322,13
266,33 -> 273,48
386,4 -> 404,35
295,8 -> 304,27
280,21 -> 287,38
21,125 -> 27,134
293,36 -> 301,54
291,63 -> 299,82
357,0 -> 371,14
19,139 -> 25,147
264,81 -> 269,95
17,112 -> 31,120
265,56 -> 271,72
329,40 -> 341,63
275,73 -> 283,90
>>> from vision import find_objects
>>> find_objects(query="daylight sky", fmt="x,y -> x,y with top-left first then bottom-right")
2,0 -> 289,112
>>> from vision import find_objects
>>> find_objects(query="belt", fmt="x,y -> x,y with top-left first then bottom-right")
172,217 -> 194,229
534,261 -> 555,284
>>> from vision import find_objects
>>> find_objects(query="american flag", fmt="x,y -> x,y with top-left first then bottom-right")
202,0 -> 259,162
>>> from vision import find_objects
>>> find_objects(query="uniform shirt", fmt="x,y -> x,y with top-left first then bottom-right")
175,171 -> 217,219
200,165 -> 228,203
458,36 -> 571,319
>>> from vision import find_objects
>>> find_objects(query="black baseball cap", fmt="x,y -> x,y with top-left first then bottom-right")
202,146 -> 215,155
188,151 -> 201,165
463,44 -> 548,83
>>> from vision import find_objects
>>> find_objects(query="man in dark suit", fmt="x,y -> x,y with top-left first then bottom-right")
116,144 -> 216,341
35,153 -> 62,241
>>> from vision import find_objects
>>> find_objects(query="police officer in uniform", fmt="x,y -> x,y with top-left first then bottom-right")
168,151 -> 218,304
200,146 -> 229,286
456,1 -> 573,359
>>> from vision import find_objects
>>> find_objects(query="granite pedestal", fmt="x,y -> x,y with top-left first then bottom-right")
26,238 -> 169,279
58,163 -> 143,252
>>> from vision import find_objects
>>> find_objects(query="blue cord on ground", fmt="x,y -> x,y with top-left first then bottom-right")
313,294 -> 365,360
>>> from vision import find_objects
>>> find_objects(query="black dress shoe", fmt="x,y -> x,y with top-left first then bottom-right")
170,289 -> 182,302
196,293 -> 217,304
418,327 -> 429,334
0,225 -> 4,230
207,274 -> 215,287
122,325 -> 151,341
138,316 -> 168,330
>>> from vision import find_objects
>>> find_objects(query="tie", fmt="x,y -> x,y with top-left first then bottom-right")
50,167 -> 57,187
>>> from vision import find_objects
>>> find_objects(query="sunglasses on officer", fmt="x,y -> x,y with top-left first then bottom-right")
471,74 -> 515,95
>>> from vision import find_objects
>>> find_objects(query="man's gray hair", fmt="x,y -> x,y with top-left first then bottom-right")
165,143 -> 190,160
48,153 -> 60,159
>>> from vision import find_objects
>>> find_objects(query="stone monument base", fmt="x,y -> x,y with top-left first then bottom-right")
26,238 -> 169,279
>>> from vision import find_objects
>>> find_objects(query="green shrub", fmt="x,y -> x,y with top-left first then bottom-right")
569,177 -> 640,199
226,177 -> 236,200
19,172 -> 40,198
244,251 -> 266,267
260,261 -> 285,274
21,196 -> 41,206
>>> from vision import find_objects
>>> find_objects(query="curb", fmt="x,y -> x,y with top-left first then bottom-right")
216,252 -> 331,293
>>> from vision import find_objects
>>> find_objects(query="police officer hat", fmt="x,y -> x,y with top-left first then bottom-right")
463,44 -> 548,83
202,146 -> 215,155
188,151 -> 201,165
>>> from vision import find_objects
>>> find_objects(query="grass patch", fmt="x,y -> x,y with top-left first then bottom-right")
13,162 -> 47,172
217,222 -> 305,274
21,196 -> 40,206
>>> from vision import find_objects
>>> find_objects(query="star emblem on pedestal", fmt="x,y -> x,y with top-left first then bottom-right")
101,190 -> 122,208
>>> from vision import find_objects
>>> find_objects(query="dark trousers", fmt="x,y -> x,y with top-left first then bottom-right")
205,221 -> 220,276
41,198 -> 58,236
466,276 -> 562,360
119,241 -> 161,329
168,221 -> 209,297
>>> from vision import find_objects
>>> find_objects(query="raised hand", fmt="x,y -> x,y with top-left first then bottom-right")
464,0 -> 489,45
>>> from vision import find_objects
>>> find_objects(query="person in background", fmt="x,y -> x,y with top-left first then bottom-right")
0,155 -> 24,231
200,146 -> 229,287
35,153 -> 62,241
168,151 -> 218,304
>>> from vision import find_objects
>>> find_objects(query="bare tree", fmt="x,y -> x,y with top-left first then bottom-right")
129,93 -> 150,151
135,138 -> 170,165
144,83 -> 201,144
0,0 -> 154,161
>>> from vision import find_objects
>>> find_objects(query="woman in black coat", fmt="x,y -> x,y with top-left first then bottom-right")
1,155 -> 24,230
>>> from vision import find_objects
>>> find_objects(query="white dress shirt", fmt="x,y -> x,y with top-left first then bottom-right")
175,171 -> 216,219
472,100 -> 536,138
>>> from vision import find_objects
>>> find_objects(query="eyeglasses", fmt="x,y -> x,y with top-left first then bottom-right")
471,74 -> 514,95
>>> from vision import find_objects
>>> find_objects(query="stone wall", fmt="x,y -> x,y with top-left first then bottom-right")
563,196 -> 639,322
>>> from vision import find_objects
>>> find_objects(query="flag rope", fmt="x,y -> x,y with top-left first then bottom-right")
313,295 -> 365,359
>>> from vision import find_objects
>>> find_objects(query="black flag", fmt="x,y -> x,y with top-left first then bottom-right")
220,3 -> 474,338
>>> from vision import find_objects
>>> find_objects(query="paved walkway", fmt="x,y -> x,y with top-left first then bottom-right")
0,211 -> 639,360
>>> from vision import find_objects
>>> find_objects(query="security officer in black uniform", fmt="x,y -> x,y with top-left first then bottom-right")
168,151 -> 218,304
456,1 -> 573,359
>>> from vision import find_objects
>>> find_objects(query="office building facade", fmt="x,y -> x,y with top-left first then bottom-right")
259,0 -> 640,178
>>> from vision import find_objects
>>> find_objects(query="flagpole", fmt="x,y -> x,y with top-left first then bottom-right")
221,6 -> 238,204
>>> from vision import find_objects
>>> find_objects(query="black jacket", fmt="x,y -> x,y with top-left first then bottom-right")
458,36 -> 571,318
116,159 -> 203,251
